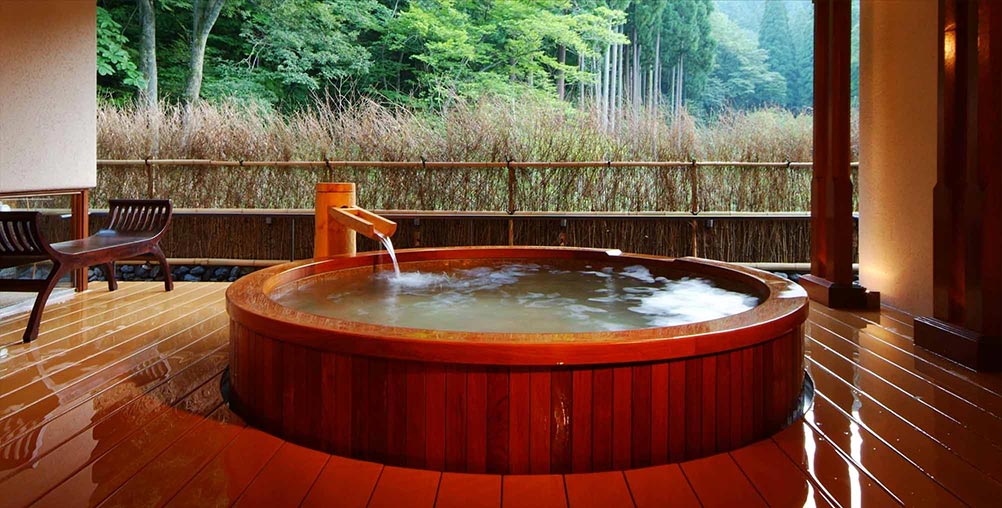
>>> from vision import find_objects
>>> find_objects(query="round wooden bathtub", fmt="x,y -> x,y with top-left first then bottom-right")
225,247 -> 809,474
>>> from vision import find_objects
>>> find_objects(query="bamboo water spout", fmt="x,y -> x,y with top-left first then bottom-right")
314,183 -> 397,258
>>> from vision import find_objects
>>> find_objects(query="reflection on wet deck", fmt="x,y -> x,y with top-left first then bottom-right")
0,282 -> 1000,507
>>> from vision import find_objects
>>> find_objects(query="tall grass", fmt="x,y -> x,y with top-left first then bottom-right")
96,97 -> 858,212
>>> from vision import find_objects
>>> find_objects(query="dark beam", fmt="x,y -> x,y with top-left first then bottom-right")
915,0 -> 1002,371
800,0 -> 878,309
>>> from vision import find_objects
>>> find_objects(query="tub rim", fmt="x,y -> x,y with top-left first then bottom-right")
226,246 -> 808,366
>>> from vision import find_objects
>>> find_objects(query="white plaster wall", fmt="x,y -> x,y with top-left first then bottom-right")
858,0 -> 938,316
0,0 -> 96,193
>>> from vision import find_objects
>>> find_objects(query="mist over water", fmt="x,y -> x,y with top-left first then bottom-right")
272,262 -> 759,334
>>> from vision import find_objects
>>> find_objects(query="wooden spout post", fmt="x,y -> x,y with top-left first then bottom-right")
315,183 -> 357,258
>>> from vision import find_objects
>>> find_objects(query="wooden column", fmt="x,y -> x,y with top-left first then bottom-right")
799,0 -> 879,309
915,0 -> 1002,371
70,189 -> 89,291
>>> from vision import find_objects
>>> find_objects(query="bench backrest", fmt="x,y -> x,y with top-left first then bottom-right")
0,212 -> 50,258
107,199 -> 173,237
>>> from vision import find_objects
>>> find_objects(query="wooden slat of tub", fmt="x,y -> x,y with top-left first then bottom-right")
700,355 -> 717,456
334,354 -> 353,456
564,471 -> 635,508
730,350 -> 745,451
508,370 -> 530,474
714,353 -> 731,452
486,368 -> 509,474
592,367 -> 613,471
679,453 -> 766,508
649,364 -> 668,465
166,426 -> 282,508
612,366 -> 632,470
232,441 -> 328,508
445,365 -> 467,471
367,466 -> 441,508
301,456 -> 383,508
730,437 -> 835,508
426,366 -> 447,471
320,352 -> 338,451
668,360 -> 685,462
351,356 -> 370,461
752,346 -> 764,437
502,475 -> 567,508
740,348 -> 755,444
387,360 -> 408,466
530,370 -> 551,473
683,358 -> 701,461
630,365 -> 651,469
467,369 -> 488,473
571,369 -> 593,473
367,357 -> 389,464
551,369 -> 573,473
258,331 -> 283,433
623,465 -> 700,508
435,472 -> 501,508
406,362 -> 427,468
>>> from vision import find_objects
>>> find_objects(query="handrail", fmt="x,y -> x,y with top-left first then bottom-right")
98,159 -> 858,169
94,159 -> 860,216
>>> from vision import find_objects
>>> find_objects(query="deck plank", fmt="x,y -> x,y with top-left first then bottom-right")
679,453 -> 766,508
771,419 -> 901,507
502,475 -> 566,508
301,456 -> 383,508
367,466 -> 441,508
165,426 -> 283,508
232,441 -> 329,508
435,472 -> 501,508
0,283 -> 208,376
563,472 -> 634,508
623,465 -> 699,508
0,284 -> 223,403
26,373 -> 227,508
730,437 -> 835,507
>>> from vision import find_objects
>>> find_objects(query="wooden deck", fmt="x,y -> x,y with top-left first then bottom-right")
1,282 -> 1000,507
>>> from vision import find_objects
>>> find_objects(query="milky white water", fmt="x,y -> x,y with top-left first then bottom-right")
271,261 -> 760,334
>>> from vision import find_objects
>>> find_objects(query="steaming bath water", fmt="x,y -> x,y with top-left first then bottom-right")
271,261 -> 760,334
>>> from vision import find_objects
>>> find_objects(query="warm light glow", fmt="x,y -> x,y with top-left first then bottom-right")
944,26 -> 956,69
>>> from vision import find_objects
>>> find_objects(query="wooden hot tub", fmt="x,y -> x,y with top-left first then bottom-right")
225,247 -> 809,474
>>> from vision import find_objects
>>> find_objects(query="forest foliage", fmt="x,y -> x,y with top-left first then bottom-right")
96,0 -> 848,116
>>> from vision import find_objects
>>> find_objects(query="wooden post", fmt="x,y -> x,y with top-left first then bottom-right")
914,0 -> 1002,371
70,189 -> 89,291
314,183 -> 356,259
799,0 -> 878,309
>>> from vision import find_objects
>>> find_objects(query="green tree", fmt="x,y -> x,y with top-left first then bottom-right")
97,6 -> 146,98
702,10 -> 785,111
758,0 -> 799,108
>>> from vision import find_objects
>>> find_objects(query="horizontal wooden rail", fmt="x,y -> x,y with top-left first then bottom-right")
97,159 -> 859,169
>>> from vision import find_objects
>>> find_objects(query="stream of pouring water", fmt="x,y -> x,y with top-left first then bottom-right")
375,232 -> 400,276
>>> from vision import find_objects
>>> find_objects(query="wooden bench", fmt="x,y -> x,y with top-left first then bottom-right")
0,199 -> 174,342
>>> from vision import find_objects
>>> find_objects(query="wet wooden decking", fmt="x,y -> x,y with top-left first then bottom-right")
1,282 -> 1000,507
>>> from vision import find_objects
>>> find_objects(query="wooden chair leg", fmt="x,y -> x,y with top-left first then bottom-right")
23,263 -> 68,343
151,245 -> 173,291
101,262 -> 118,291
